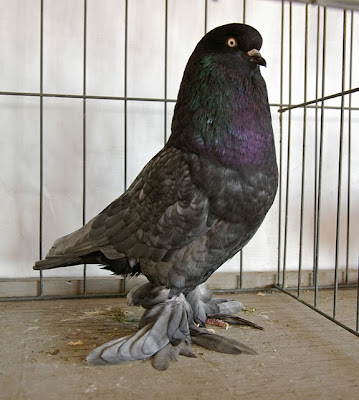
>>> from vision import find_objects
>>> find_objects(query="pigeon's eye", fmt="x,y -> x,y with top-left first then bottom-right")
226,37 -> 238,48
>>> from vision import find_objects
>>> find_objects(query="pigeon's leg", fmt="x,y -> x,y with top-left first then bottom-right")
186,284 -> 263,330
87,282 -> 196,370
205,317 -> 229,329
184,284 -> 260,355
206,313 -> 264,330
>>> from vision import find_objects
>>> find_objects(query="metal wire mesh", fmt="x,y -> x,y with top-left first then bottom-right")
0,0 -> 246,300
0,0 -> 358,339
276,2 -> 359,337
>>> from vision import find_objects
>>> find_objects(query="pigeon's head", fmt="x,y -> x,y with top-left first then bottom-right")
193,23 -> 266,76
171,23 -> 273,165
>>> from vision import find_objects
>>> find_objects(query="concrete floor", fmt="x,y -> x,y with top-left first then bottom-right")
1,290 -> 358,400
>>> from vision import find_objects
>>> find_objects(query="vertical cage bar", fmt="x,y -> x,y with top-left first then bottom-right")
124,0 -> 128,191
239,253 -> 243,289
39,0 -> 45,296
314,6 -> 327,308
164,0 -> 168,143
282,0 -> 293,288
357,251 -> 359,332
333,10 -> 347,319
312,6 -> 321,296
298,4 -> 309,297
277,0 -> 285,285
345,11 -> 353,284
122,0 -> 129,293
82,0 -> 88,295
204,0 -> 208,34
239,0 -> 247,288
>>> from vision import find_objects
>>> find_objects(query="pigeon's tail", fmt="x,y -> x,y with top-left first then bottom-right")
33,217 -> 98,270
33,216 -> 142,276
87,284 -> 196,370
34,255 -> 83,270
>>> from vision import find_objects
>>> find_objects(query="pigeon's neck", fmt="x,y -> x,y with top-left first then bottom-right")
168,56 -> 275,169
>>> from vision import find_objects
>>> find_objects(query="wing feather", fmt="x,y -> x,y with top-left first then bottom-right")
89,146 -> 216,262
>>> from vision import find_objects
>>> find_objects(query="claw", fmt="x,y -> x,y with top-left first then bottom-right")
206,317 -> 229,330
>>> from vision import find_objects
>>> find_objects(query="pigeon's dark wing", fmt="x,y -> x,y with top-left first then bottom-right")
34,146 -> 216,273
91,146 -> 215,261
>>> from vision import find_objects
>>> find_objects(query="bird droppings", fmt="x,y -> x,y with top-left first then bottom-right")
84,384 -> 97,394
42,348 -> 60,356
265,319 -> 279,325
25,326 -> 40,332
242,307 -> 257,314
67,340 -> 84,346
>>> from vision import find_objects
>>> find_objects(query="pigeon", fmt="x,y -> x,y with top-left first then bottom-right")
34,23 -> 278,370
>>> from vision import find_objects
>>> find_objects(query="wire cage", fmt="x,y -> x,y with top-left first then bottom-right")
276,1 -> 359,337
0,0 -> 358,341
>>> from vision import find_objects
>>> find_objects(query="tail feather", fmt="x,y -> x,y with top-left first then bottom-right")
152,343 -> 180,371
33,217 -> 99,270
33,215 -> 142,276
34,256 -> 84,270
191,328 -> 257,355
48,220 -> 95,256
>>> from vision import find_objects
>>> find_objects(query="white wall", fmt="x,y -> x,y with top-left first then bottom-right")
0,0 -> 358,278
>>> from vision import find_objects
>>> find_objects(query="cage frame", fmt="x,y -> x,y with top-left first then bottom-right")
0,0 -> 358,340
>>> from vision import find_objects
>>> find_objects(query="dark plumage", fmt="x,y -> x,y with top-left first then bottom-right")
34,23 -> 278,369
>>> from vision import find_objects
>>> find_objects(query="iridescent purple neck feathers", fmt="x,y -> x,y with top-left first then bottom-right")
168,54 -> 275,170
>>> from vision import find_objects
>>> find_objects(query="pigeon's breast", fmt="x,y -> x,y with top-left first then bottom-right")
191,154 -> 278,225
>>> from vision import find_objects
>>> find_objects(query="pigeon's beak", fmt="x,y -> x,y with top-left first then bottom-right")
247,49 -> 267,67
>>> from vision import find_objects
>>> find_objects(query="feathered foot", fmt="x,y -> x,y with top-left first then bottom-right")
86,283 -> 196,370
185,284 -> 261,354
86,283 -> 261,369
186,284 -> 263,330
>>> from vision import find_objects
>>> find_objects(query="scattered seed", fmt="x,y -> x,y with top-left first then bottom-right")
67,340 -> 84,346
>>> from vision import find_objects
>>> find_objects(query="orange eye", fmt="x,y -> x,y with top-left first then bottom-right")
226,37 -> 238,48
